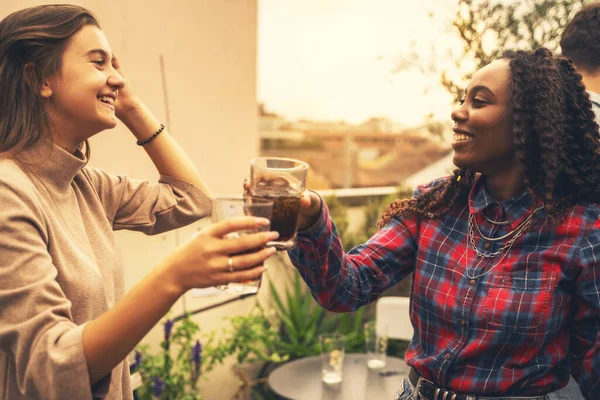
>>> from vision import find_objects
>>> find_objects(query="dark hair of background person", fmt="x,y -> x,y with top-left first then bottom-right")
560,2 -> 600,74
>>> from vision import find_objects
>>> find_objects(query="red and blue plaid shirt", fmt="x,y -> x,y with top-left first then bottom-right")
288,176 -> 600,399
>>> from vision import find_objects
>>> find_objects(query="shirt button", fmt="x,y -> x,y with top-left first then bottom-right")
469,279 -> 476,286
460,320 -> 466,327
483,242 -> 490,250
445,353 -> 451,359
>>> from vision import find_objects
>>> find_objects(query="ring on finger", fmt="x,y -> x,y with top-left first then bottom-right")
228,257 -> 234,273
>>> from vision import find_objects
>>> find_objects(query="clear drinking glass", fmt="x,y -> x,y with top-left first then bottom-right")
211,196 -> 274,294
248,157 -> 309,250
364,320 -> 388,369
319,333 -> 345,385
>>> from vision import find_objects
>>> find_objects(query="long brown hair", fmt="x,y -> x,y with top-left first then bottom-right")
378,48 -> 600,227
0,5 -> 99,156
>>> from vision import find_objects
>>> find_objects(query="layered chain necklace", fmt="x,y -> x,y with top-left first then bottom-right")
464,203 -> 545,280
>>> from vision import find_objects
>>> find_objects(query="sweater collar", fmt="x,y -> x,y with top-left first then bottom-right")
18,141 -> 87,193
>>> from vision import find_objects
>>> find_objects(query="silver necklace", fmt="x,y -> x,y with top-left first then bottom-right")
481,212 -> 511,226
465,204 -> 544,279
473,204 -> 545,243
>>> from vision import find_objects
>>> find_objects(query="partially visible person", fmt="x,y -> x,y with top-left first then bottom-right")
0,5 -> 277,399
561,1 -> 600,120
548,5 -> 600,399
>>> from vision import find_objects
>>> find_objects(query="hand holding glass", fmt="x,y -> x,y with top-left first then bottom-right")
248,157 -> 309,250
211,196 -> 274,294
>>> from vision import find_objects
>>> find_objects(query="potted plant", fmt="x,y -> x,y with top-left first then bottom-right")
133,316 -> 204,400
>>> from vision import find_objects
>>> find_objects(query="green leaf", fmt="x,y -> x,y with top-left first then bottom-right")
268,278 -> 288,319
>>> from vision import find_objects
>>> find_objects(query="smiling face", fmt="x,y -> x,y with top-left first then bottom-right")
451,60 -> 517,176
42,24 -> 125,148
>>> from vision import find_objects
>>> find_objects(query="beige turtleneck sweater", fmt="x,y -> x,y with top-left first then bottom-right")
0,143 -> 212,400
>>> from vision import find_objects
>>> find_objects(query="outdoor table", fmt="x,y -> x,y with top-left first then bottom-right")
267,353 -> 409,400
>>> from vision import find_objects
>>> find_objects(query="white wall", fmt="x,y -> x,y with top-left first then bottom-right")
1,1 -> 260,399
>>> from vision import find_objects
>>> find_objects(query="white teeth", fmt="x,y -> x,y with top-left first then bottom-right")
453,133 -> 472,141
98,96 -> 114,104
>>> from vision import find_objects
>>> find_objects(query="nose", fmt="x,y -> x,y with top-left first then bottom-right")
451,104 -> 468,123
107,69 -> 125,90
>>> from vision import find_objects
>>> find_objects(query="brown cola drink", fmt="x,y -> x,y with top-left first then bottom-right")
212,196 -> 274,294
252,181 -> 302,249
256,195 -> 301,242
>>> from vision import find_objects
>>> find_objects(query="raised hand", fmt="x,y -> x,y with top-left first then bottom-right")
110,55 -> 142,121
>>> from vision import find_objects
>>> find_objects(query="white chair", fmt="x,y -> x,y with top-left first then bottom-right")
375,296 -> 413,341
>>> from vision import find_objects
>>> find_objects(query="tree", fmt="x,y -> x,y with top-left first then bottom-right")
397,0 -> 591,103
444,0 -> 590,102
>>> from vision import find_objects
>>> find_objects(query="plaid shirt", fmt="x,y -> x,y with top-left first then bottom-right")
289,176 -> 600,399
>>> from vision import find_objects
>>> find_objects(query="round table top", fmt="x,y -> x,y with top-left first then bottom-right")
267,353 -> 409,400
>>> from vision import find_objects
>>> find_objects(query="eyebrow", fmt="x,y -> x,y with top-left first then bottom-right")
84,49 -> 113,61
465,85 -> 495,98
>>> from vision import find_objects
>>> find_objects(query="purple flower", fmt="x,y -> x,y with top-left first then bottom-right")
131,350 -> 142,370
191,340 -> 203,380
151,376 -> 165,397
163,320 -> 174,343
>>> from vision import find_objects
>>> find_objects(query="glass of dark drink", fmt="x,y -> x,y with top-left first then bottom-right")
211,196 -> 274,294
249,157 -> 309,250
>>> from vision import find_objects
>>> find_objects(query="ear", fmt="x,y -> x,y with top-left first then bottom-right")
24,63 -> 53,98
40,78 -> 53,98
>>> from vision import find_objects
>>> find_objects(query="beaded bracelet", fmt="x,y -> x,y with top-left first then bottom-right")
136,124 -> 165,146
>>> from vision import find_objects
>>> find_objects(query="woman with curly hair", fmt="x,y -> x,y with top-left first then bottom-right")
289,48 -> 600,400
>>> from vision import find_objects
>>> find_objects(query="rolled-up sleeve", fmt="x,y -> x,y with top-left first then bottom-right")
83,167 -> 212,234
288,195 -> 418,312
0,183 -> 101,399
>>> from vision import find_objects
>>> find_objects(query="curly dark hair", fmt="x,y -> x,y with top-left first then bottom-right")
378,48 -> 600,228
560,1 -> 600,73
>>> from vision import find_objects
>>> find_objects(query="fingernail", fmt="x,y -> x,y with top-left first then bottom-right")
261,266 -> 268,272
266,247 -> 276,255
267,231 -> 280,240
255,217 -> 270,225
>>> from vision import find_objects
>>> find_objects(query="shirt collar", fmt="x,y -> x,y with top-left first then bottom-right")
468,175 -> 540,226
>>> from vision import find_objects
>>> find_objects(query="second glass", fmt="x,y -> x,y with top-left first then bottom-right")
319,333 -> 345,386
248,157 -> 309,250
364,320 -> 388,369
211,196 -> 274,294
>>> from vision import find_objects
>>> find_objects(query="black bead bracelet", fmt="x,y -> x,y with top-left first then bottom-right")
136,124 -> 165,146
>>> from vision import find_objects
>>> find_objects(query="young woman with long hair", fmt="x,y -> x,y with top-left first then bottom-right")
0,5 -> 277,399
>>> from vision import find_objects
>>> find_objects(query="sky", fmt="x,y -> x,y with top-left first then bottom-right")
257,0 -> 463,127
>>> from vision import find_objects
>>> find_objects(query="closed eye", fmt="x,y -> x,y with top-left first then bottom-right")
92,60 -> 106,67
472,98 -> 488,107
